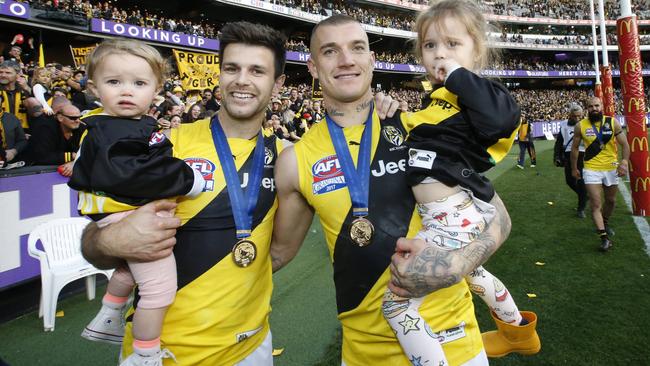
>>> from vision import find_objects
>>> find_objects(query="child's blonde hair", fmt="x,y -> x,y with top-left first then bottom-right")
31,67 -> 51,87
86,38 -> 168,87
413,0 -> 499,71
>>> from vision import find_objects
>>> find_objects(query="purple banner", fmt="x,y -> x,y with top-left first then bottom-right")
530,114 -> 640,138
286,51 -> 647,76
90,18 -> 219,51
0,0 -> 30,19
0,172 -> 79,289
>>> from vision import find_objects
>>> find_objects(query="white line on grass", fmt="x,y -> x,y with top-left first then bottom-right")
619,182 -> 650,257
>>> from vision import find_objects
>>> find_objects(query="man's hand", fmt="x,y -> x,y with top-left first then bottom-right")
82,200 -> 181,268
58,161 -> 74,177
572,168 -> 581,179
388,238 -> 463,298
388,194 -> 511,298
617,160 -> 629,177
374,92 -> 400,119
5,149 -> 17,162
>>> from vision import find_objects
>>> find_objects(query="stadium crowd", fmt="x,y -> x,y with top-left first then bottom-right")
486,0 -> 650,20
24,0 -> 650,42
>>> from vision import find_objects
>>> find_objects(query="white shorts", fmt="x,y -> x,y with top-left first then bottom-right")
583,169 -> 618,186
235,331 -> 273,366
341,349 -> 488,366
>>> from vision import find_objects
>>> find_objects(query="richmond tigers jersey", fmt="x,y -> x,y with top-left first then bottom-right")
1,89 -> 28,129
121,118 -> 281,366
578,117 -> 619,171
403,67 -> 520,202
294,111 -> 482,366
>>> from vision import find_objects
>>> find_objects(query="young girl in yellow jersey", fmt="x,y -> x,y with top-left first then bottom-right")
382,1 -> 540,363
68,39 -> 204,366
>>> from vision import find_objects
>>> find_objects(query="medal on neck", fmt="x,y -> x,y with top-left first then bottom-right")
326,105 -> 374,247
591,120 -> 605,150
210,115 -> 265,267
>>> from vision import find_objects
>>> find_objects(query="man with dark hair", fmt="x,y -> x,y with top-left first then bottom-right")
270,14 -> 509,366
571,97 -> 630,251
80,21 -> 288,365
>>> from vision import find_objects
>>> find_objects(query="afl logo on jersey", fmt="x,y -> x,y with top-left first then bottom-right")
148,132 -> 166,146
382,126 -> 404,147
311,155 -> 346,195
264,147 -> 274,166
184,158 -> 216,191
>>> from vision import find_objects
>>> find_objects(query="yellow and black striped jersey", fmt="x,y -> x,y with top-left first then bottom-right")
121,118 -> 282,365
293,111 -> 483,366
403,67 -> 520,202
578,116 -> 619,171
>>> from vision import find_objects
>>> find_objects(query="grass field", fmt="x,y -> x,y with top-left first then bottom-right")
1,141 -> 649,365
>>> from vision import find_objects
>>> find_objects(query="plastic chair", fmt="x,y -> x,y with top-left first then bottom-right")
27,217 -> 114,331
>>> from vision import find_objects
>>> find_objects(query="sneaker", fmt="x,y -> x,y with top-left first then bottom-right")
530,164 -> 536,168
81,306 -> 125,345
120,348 -> 177,366
600,237 -> 613,252
516,164 -> 524,169
605,226 -> 615,236
577,210 -> 586,218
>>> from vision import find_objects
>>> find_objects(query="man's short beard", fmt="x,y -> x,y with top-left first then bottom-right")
588,111 -> 603,122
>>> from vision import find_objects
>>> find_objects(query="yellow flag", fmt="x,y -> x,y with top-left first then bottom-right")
172,49 -> 220,91
38,43 -> 45,67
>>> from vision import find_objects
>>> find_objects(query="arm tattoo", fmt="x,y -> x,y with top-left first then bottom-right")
404,196 -> 508,297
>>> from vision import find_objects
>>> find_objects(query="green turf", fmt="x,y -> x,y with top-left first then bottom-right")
1,141 -> 649,365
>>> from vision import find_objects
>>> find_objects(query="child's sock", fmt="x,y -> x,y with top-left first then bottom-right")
102,293 -> 129,310
133,337 -> 161,356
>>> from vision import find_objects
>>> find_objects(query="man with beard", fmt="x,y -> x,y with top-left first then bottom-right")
571,97 -> 630,251
270,15 -> 511,366
554,102 -> 588,218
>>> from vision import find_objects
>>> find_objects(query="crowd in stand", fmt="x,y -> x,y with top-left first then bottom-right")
486,0 -> 650,21
26,0 -> 650,43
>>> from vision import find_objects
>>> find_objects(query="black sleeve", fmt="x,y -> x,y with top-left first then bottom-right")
553,130 -> 564,163
28,121 -> 68,165
69,119 -> 196,206
445,68 -> 521,142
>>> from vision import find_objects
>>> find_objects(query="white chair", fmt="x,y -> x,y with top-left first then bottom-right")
27,217 -> 114,331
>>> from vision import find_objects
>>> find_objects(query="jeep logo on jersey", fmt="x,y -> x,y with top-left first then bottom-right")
264,147 -> 274,166
312,155 -> 346,195
184,158 -> 216,191
382,126 -> 404,146
148,132 -> 166,146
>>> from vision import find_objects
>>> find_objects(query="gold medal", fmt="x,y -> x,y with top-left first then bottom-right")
350,217 -> 374,247
232,239 -> 257,267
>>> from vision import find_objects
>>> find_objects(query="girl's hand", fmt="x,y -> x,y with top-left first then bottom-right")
430,58 -> 462,85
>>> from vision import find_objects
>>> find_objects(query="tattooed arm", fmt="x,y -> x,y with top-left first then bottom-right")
387,193 -> 511,298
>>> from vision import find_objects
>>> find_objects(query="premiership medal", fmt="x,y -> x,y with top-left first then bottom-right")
326,105 -> 375,247
232,239 -> 257,267
350,217 -> 374,247
211,116 -> 266,268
